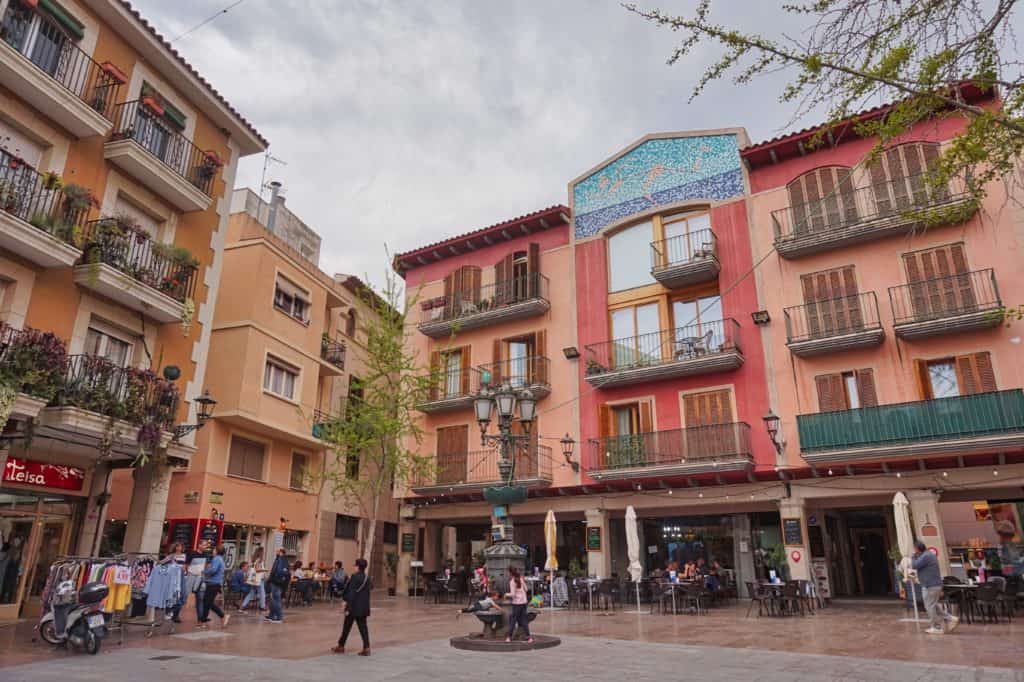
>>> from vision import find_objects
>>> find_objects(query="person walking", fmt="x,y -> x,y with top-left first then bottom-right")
505,567 -> 533,644
198,545 -> 230,629
333,558 -> 371,656
265,548 -> 290,623
912,540 -> 958,635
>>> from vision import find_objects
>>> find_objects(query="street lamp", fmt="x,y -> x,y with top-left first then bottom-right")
172,389 -> 217,442
763,409 -> 782,454
560,433 -> 579,473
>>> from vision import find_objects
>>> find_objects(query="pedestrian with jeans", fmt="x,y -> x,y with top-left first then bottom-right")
198,545 -> 230,629
265,548 -> 290,623
505,566 -> 533,644
912,540 -> 958,635
333,557 -> 371,656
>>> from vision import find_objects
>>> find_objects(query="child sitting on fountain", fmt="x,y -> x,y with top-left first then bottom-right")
456,590 -> 503,620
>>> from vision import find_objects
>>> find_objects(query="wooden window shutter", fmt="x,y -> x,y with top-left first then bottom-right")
598,404 -> 613,439
443,273 -> 453,300
639,401 -> 653,433
903,244 -> 974,317
869,158 -> 893,215
815,373 -> 846,412
494,254 -> 507,286
534,330 -> 548,384
456,266 -> 481,303
914,360 -> 933,400
429,350 -> 441,400
526,243 -> 540,297
854,369 -> 878,407
955,352 -> 997,396
491,339 -> 503,384
460,346 -> 472,394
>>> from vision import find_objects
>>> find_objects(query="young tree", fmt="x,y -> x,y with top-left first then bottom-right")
316,266 -> 435,570
625,0 -> 1023,318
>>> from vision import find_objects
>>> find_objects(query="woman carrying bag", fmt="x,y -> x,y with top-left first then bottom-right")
333,558 -> 371,656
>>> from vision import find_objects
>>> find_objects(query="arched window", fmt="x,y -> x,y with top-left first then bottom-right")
786,166 -> 857,235
867,142 -> 943,215
345,308 -> 357,337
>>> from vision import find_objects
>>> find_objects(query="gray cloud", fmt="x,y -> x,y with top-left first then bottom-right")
132,1 -> 801,285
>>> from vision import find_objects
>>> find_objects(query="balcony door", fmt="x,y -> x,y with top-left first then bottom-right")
598,400 -> 652,468
511,419 -> 540,479
494,330 -> 547,387
436,425 -> 468,485
494,243 -> 539,304
916,352 -> 996,400
869,143 -> 944,216
671,295 -> 723,356
682,389 -> 735,459
786,166 -> 858,235
610,302 -> 660,369
902,243 -> 976,320
660,210 -> 711,268
800,266 -> 863,338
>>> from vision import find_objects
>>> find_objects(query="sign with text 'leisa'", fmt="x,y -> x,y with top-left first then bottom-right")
3,456 -> 85,491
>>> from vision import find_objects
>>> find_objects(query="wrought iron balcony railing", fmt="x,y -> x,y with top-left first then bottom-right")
888,268 -> 1001,326
413,445 -> 553,490
320,339 -> 346,369
784,292 -> 883,343
419,273 -> 549,326
477,355 -> 550,391
796,390 -> 1024,454
110,100 -> 220,197
584,318 -> 740,376
1,5 -> 122,120
0,148 -> 93,247
588,422 -> 752,472
80,218 -> 198,303
422,365 -> 482,404
55,354 -> 179,430
311,408 -> 332,439
650,228 -> 717,272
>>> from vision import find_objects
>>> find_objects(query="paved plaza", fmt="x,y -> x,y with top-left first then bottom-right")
1,596 -> 1022,680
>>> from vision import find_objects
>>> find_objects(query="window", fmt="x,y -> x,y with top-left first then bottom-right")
902,243 -> 975,319
283,530 -> 301,555
815,369 -> 878,412
0,3 -> 77,78
610,302 -> 659,368
263,358 -> 298,400
429,348 -> 470,400
0,119 -> 44,169
113,197 -> 160,239
346,451 -> 360,479
348,375 -> 364,403
436,424 -> 469,484
383,522 -> 398,545
659,210 -> 712,266
345,308 -> 357,337
273,276 -> 310,323
786,166 -> 857,234
672,295 -> 722,335
494,243 -> 539,302
682,389 -> 736,456
614,404 -> 640,436
84,326 -> 132,367
799,266 -> 863,336
290,453 -> 308,490
134,82 -> 188,164
227,436 -> 266,481
443,265 -> 481,308
335,514 -> 359,540
608,220 -> 656,292
597,401 -> 653,468
869,143 -> 943,215
443,350 -> 463,397
917,353 -> 996,399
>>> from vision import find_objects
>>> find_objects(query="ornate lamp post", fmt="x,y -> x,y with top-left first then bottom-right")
474,381 -> 537,590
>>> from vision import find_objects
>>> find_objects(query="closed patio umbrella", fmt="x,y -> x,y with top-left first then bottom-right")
893,492 -> 920,623
626,505 -> 642,613
544,510 -> 558,610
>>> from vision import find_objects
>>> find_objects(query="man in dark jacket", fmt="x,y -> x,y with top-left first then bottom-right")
333,557 -> 371,656
265,548 -> 290,624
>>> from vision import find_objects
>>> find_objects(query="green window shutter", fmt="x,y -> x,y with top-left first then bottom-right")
39,0 -> 85,40
162,103 -> 187,131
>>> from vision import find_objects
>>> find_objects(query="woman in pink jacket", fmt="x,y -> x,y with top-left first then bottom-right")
505,567 -> 533,643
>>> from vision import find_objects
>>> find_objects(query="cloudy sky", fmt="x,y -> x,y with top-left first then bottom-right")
133,1 -> 802,285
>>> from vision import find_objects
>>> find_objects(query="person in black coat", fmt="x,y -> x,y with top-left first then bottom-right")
333,557 -> 371,656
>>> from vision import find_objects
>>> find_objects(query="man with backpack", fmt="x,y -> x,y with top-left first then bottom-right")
265,548 -> 290,624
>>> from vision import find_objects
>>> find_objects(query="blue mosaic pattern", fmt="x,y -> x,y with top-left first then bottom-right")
573,135 -> 744,238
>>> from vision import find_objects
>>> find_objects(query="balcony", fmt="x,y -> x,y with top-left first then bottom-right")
410,445 -> 553,495
311,409 -> 332,439
584,319 -> 743,389
34,354 -> 183,462
797,390 -> 1024,465
72,218 -> 198,323
104,100 -> 217,212
588,422 -> 753,481
784,292 -> 885,357
476,355 -> 551,399
889,269 -> 1001,340
418,273 -> 549,338
319,338 -> 346,374
0,149 -> 91,267
650,228 -> 720,289
771,173 -> 977,259
0,6 -> 122,138
416,366 -> 482,414
0,323 -> 65,420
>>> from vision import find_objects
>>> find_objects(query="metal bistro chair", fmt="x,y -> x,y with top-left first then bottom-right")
650,580 -> 676,615
973,583 -> 1005,624
598,579 -> 621,611
778,582 -> 805,617
745,581 -> 772,617
683,583 -> 710,616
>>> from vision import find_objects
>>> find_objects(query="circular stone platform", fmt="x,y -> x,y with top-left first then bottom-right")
449,634 -> 561,652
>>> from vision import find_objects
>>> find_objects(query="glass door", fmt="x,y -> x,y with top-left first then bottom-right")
0,518 -> 34,621
507,340 -> 531,388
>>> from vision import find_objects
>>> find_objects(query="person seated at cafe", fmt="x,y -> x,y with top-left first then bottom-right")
695,557 -> 708,576
666,560 -> 680,574
230,561 -> 251,600
240,561 -> 266,612
329,561 -> 348,597
681,561 -> 697,580
704,560 -> 722,592
292,560 -> 314,606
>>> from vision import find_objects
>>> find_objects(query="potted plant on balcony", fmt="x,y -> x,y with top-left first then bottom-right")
41,171 -> 62,191
141,94 -> 164,117
585,359 -> 607,376
0,325 -> 68,402
384,551 -> 399,596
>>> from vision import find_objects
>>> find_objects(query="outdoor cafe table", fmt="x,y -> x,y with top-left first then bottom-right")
579,578 -> 601,610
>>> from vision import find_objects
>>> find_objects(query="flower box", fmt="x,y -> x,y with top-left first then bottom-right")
141,95 -> 164,117
203,150 -> 224,167
100,61 -> 128,85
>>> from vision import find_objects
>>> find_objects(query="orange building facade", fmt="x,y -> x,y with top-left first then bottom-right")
0,0 -> 265,620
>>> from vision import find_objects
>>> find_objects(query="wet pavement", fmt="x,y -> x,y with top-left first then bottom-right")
1,593 -> 1021,677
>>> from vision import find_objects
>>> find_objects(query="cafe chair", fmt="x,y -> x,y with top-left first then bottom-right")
683,583 -> 709,615
745,581 -> 772,617
778,582 -> 805,617
973,584 -> 1005,623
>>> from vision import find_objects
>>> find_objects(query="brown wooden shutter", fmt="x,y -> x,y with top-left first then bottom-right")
460,346 -> 472,394
869,158 -> 893,215
598,404 -> 613,439
854,369 -> 878,407
815,373 -> 846,412
429,350 -> 441,401
903,243 -> 974,318
914,360 -> 933,400
443,272 -> 453,299
436,425 -> 468,484
491,339 -> 503,385
639,401 -> 653,433
955,352 -> 997,396
526,243 -> 540,297
534,330 -> 548,384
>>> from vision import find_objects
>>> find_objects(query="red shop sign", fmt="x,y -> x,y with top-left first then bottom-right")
3,456 -> 85,491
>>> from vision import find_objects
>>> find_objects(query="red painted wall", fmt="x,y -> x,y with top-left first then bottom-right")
574,199 -> 776,478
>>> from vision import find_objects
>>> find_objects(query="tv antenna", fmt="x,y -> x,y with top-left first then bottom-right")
259,151 -> 288,200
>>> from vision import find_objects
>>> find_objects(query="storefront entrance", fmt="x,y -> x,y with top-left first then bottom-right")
0,491 -> 81,621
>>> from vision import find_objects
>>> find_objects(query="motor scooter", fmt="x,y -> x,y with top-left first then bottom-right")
37,580 -> 109,655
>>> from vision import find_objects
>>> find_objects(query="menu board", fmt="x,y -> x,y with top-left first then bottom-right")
782,517 -> 803,546
586,526 -> 602,552
401,533 -> 416,553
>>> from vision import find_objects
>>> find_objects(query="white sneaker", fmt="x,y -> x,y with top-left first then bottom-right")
946,616 -> 959,632
925,627 -> 944,635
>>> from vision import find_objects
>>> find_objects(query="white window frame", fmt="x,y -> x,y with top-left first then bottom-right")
84,319 -> 135,367
273,274 -> 311,325
263,356 -> 299,401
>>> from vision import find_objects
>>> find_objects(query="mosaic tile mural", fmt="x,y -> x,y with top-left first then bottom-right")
573,134 -> 744,239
